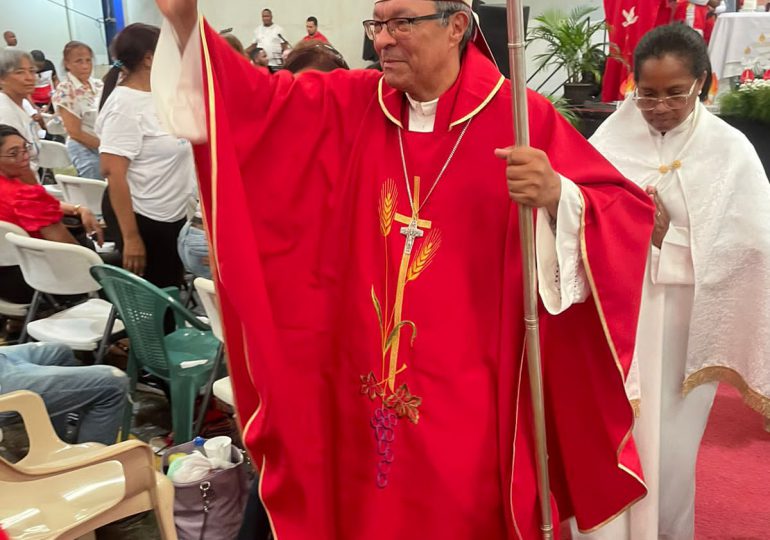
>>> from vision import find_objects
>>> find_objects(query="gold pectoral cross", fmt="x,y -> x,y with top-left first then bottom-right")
386,176 -> 431,391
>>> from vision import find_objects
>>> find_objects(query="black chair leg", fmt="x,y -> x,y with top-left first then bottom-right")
194,343 -> 225,435
94,306 -> 118,365
19,290 -> 42,344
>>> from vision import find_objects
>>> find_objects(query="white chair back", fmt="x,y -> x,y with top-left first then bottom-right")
5,233 -> 103,295
55,175 -> 107,216
0,221 -> 28,267
37,140 -> 72,169
43,114 -> 67,136
194,277 -> 223,342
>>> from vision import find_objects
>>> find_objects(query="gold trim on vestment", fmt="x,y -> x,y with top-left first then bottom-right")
630,398 -> 641,418
576,190 -> 648,526
683,366 -> 770,418
449,75 -> 506,129
199,16 -> 277,538
576,490 -> 647,534
378,78 -> 404,129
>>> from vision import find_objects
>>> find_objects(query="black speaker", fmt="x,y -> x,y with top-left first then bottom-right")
476,3 -> 529,79
363,32 -> 377,63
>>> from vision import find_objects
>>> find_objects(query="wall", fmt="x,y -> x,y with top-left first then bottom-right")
122,0 -> 606,93
123,0 -> 372,68
0,0 -> 609,94
0,0 -> 109,73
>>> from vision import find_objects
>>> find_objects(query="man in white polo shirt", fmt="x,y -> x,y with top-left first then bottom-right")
251,8 -> 286,70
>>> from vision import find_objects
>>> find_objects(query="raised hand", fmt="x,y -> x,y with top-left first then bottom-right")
156,0 -> 198,45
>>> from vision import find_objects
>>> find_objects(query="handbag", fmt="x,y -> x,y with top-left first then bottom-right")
162,440 -> 251,540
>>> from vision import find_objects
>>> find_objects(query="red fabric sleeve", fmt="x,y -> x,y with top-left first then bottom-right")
13,183 -> 63,234
193,19 -> 381,428
530,91 -> 654,530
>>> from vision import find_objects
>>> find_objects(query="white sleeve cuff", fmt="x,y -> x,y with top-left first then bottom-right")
650,225 -> 695,285
152,18 -> 207,143
536,176 -> 590,315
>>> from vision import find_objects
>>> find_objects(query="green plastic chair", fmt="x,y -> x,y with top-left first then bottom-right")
90,265 -> 222,444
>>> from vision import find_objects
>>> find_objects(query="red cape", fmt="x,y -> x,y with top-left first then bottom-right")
193,19 -> 653,539
602,0 -> 672,101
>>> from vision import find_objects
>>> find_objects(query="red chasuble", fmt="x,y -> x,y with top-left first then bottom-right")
602,0 -> 671,101
193,19 -> 653,540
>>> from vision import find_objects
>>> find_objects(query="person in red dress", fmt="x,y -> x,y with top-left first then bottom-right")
672,0 -> 721,43
0,124 -> 102,302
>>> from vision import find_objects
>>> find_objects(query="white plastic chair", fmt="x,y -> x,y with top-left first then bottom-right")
0,390 -> 177,540
194,277 -> 233,410
55,174 -> 107,216
44,184 -> 66,201
5,233 -> 124,362
37,140 -> 73,169
0,222 -> 30,318
42,113 -> 67,136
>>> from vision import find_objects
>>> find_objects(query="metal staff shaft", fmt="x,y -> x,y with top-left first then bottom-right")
505,1 -> 554,539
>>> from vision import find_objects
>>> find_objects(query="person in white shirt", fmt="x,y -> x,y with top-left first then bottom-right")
0,48 -> 41,176
52,41 -> 104,179
251,8 -> 287,69
97,23 -> 196,288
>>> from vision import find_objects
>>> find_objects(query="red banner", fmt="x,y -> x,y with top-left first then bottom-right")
602,0 -> 672,101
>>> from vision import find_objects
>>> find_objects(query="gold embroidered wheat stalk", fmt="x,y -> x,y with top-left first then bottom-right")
407,229 -> 441,282
379,179 -> 397,237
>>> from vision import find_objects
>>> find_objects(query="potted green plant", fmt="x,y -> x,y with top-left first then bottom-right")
528,6 -> 607,105
718,80 -> 770,178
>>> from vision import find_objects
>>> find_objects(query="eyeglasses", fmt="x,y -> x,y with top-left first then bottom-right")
0,143 -> 33,161
362,13 -> 447,41
633,81 -> 698,111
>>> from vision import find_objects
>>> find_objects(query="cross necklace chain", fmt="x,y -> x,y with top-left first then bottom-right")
397,118 -> 472,254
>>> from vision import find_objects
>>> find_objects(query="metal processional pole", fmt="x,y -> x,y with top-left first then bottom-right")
505,1 -> 554,539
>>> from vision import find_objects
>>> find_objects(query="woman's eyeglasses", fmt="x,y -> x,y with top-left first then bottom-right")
0,142 -> 33,161
633,81 -> 698,111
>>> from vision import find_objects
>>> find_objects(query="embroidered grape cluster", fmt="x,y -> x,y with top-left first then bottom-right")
371,406 -> 398,488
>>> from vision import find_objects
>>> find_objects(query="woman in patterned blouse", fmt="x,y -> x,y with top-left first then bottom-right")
51,41 -> 103,179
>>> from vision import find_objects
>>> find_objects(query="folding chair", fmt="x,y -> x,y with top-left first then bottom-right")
0,222 -> 29,321
37,140 -> 73,185
194,277 -> 231,416
5,233 -> 123,363
54,174 -> 107,218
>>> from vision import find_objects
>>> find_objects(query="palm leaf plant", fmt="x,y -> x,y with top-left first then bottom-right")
528,6 -> 607,101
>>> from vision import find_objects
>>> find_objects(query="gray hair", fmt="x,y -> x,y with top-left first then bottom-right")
0,49 -> 33,78
434,1 -> 474,53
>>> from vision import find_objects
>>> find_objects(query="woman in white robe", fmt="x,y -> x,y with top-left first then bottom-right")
574,24 -> 770,540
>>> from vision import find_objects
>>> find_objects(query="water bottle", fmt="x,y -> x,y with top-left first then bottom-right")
193,436 -> 206,455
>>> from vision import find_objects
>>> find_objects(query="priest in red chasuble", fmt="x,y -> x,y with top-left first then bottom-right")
153,0 -> 654,537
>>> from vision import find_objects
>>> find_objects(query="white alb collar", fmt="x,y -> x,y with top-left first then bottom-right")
406,94 -> 439,117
